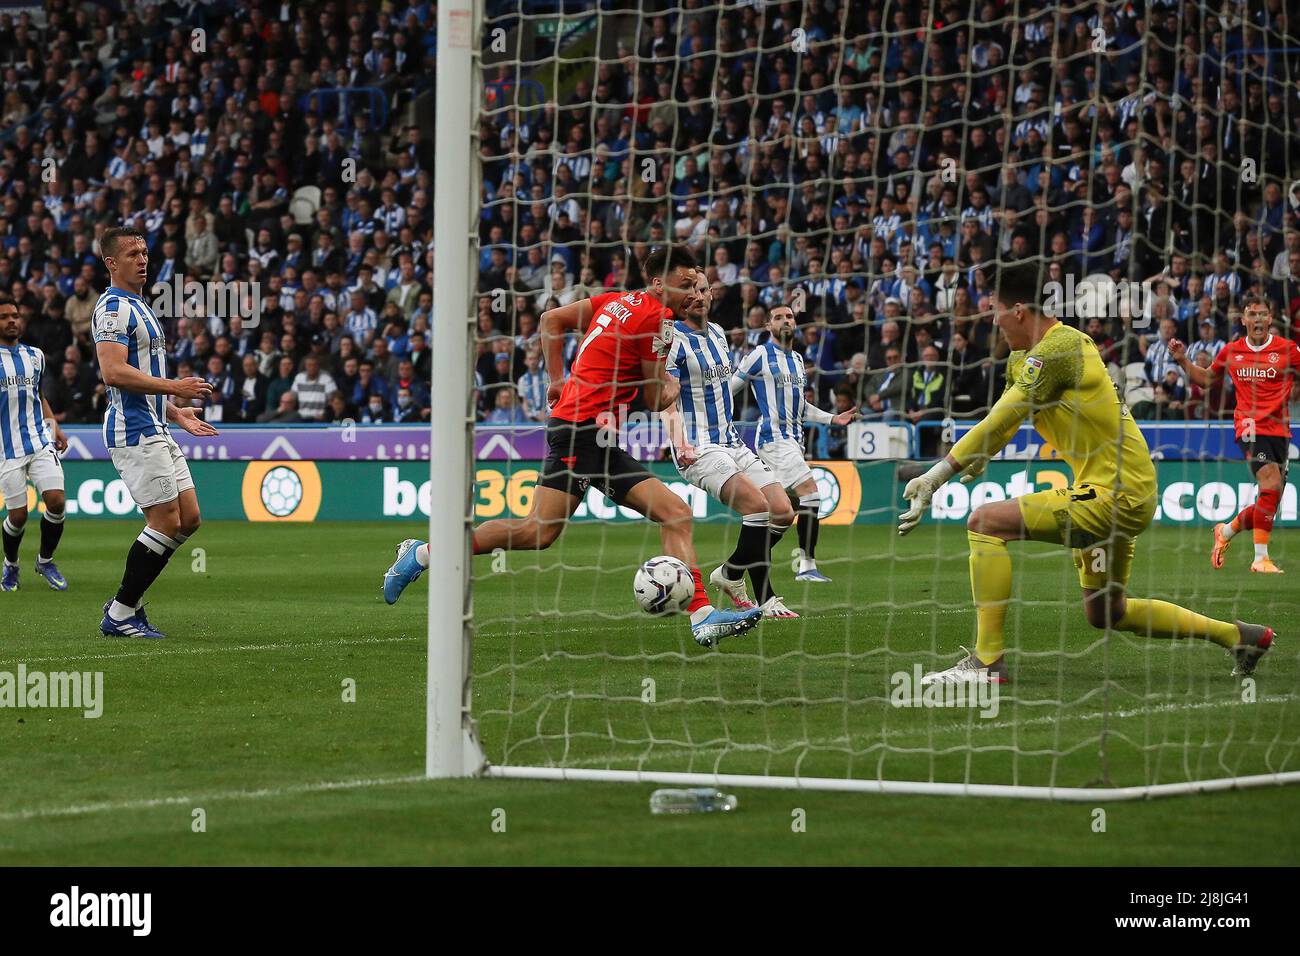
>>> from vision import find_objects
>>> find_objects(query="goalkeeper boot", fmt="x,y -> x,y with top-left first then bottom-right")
384,538 -> 427,605
1250,557 -> 1283,574
1211,523 -> 1232,569
709,566 -> 756,610
920,647 -> 1009,685
759,595 -> 799,619
691,606 -> 762,648
1230,621 -> 1275,677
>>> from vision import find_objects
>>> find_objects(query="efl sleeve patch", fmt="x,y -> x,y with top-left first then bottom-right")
651,318 -> 674,358
1017,335 -> 1083,403
93,310 -> 130,344
1020,356 -> 1044,387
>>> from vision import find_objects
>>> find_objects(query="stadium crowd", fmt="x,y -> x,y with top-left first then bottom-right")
471,0 -> 1300,456
1,0 -> 436,426
1,1 -> 1299,450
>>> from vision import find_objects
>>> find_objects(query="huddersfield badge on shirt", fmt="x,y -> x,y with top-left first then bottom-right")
1021,355 -> 1044,387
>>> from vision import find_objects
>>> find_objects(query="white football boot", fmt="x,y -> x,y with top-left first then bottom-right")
920,647 -> 1009,685
759,595 -> 799,619
710,566 -> 757,610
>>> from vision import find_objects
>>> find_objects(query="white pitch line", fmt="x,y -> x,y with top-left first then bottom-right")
10,634 -> 421,666
0,773 -> 429,824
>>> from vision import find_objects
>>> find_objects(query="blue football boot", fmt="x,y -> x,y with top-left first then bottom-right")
383,538 -> 427,605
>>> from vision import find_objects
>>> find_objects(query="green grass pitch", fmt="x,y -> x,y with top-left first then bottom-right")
0,519 -> 1296,865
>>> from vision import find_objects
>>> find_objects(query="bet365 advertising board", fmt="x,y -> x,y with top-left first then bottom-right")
5,459 -> 1293,527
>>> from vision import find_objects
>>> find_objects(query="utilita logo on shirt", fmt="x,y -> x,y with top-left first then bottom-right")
1236,366 -> 1279,379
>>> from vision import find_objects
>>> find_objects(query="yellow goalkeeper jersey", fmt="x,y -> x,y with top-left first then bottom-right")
952,322 -> 1157,505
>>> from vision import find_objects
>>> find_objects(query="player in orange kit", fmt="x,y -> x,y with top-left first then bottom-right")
382,245 -> 762,646
1171,295 -> 1300,573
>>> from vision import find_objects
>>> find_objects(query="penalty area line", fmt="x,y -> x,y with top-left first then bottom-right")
14,634 -> 421,665
0,773 -> 431,824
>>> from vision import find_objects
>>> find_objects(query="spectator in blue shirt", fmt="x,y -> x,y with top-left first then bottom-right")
485,386 -> 531,424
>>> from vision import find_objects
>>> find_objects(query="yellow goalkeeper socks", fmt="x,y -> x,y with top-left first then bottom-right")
968,531 -> 1011,664
1115,599 -> 1238,649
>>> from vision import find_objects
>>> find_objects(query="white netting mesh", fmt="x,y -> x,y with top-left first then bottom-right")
457,0 -> 1300,794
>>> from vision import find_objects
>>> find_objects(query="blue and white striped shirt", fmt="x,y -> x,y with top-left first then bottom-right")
516,369 -> 549,419
732,342 -> 830,445
667,320 -> 740,448
345,307 -> 379,343
0,343 -> 52,459
374,204 -> 406,235
92,286 -> 169,448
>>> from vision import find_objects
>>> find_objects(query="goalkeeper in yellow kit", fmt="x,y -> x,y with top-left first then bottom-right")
897,261 -> 1274,683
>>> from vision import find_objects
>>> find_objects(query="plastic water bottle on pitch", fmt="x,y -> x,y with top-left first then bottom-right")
649,788 -> 738,814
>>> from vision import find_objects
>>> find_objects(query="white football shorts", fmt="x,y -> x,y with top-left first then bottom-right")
108,431 -> 195,509
0,443 -> 65,509
678,442 -> 778,500
756,437 -> 814,491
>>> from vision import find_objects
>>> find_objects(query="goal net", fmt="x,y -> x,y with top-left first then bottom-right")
431,0 -> 1300,799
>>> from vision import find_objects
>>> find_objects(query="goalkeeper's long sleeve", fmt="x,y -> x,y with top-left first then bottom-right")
948,384 -> 1032,469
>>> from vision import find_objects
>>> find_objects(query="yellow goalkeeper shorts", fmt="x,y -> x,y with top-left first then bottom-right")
1017,483 -> 1156,590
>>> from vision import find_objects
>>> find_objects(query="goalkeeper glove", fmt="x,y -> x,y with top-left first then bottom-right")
897,459 -> 957,536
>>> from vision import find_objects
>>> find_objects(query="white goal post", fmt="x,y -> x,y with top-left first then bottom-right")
428,0 -> 486,779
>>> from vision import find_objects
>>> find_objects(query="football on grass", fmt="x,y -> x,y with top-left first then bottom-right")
633,556 -> 694,615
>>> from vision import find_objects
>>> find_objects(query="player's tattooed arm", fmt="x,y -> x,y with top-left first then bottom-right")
95,341 -> 213,400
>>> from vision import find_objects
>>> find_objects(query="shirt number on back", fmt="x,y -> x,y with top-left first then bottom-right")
575,313 -> 613,360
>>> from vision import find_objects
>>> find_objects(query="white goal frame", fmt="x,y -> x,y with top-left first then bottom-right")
427,0 -> 1300,802
428,0 -> 486,779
